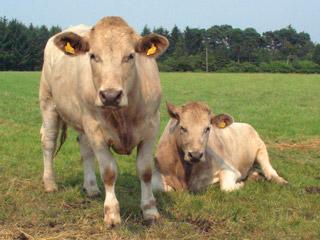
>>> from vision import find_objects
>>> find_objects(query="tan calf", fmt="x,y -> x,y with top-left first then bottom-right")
40,16 -> 169,227
152,102 -> 287,192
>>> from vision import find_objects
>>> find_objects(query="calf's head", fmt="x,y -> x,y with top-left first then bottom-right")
167,102 -> 233,163
54,16 -> 169,108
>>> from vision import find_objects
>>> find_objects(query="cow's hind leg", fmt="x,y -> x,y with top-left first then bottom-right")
137,140 -> 160,224
255,146 -> 288,184
40,99 -> 60,192
78,133 -> 101,197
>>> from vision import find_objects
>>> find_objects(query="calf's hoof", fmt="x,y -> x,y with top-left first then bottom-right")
104,204 -> 121,228
221,182 -> 244,192
272,176 -> 288,185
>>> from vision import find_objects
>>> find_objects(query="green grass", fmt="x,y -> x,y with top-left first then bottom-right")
0,72 -> 320,239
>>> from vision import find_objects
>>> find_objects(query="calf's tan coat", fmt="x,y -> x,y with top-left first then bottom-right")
152,102 -> 287,192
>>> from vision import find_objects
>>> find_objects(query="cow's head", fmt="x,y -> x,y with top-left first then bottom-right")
167,102 -> 233,163
54,17 -> 169,108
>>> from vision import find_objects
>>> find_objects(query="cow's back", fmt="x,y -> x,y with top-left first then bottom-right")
208,123 -> 264,176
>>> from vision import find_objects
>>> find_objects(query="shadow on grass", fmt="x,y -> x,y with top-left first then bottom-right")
58,169 -> 177,234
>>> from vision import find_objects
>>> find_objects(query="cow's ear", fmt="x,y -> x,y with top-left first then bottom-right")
135,33 -> 169,58
211,114 -> 233,129
54,32 -> 90,56
166,102 -> 180,122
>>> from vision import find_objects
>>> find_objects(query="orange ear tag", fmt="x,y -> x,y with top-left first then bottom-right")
146,44 -> 157,56
218,121 -> 226,128
65,42 -> 75,54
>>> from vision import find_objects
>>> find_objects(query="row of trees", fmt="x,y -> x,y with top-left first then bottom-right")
0,17 -> 61,70
143,25 -> 320,72
1,16 -> 320,72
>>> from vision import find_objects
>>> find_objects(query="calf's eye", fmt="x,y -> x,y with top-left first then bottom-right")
180,126 -> 188,133
204,127 -> 210,134
90,53 -> 101,62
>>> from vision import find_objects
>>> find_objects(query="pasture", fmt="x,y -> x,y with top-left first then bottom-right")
0,72 -> 319,239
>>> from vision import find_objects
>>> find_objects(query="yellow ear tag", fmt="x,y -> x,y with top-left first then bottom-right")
146,44 -> 157,56
65,42 -> 75,54
218,121 -> 226,128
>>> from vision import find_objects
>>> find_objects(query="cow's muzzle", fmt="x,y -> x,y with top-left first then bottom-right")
99,89 -> 123,107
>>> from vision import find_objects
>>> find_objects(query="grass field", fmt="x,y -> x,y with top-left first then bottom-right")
0,72 -> 320,239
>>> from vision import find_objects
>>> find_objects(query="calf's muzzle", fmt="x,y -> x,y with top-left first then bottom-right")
188,151 -> 203,163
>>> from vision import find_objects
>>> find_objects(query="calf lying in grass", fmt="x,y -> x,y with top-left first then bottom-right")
152,102 -> 287,192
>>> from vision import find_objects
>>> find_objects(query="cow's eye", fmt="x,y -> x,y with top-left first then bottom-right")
204,126 -> 210,134
180,126 -> 188,133
123,53 -> 135,63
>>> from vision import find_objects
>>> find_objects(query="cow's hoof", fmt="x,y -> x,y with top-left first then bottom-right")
142,208 -> 160,226
44,182 -> 58,192
143,217 -> 159,226
104,215 -> 121,229
104,204 -> 121,228
83,186 -> 101,198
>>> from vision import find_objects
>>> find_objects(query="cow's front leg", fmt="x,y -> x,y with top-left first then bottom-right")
95,147 -> 120,227
84,123 -> 120,227
137,140 -> 160,224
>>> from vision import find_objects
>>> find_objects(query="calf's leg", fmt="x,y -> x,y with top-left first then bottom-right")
219,169 -> 244,192
78,133 -> 100,197
255,146 -> 288,184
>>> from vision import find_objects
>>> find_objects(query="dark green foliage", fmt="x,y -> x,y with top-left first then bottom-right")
312,44 -> 320,65
156,24 -> 320,73
1,16 -> 320,73
0,17 -> 61,71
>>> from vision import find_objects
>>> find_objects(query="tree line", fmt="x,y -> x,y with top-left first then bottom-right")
0,17 -> 61,71
1,16 -> 320,73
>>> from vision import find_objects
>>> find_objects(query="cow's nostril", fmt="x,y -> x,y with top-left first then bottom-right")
99,89 -> 123,106
114,90 -> 123,101
99,91 -> 107,101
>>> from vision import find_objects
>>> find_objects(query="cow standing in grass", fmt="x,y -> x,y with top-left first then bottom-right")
39,16 -> 168,227
152,102 -> 287,192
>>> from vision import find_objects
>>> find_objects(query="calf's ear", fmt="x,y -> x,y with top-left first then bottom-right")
211,114 -> 233,129
54,32 -> 90,56
135,33 -> 169,58
166,102 -> 180,122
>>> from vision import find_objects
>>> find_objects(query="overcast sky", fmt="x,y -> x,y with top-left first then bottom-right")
1,0 -> 319,42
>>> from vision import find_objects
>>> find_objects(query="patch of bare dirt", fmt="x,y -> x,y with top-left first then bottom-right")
305,186 -> 320,194
186,216 -> 214,232
271,139 -> 320,151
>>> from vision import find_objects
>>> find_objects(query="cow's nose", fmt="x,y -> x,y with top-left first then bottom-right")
188,151 -> 203,163
99,89 -> 123,106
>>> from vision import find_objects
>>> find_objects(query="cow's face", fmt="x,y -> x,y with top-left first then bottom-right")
54,17 -> 169,109
167,102 -> 233,163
